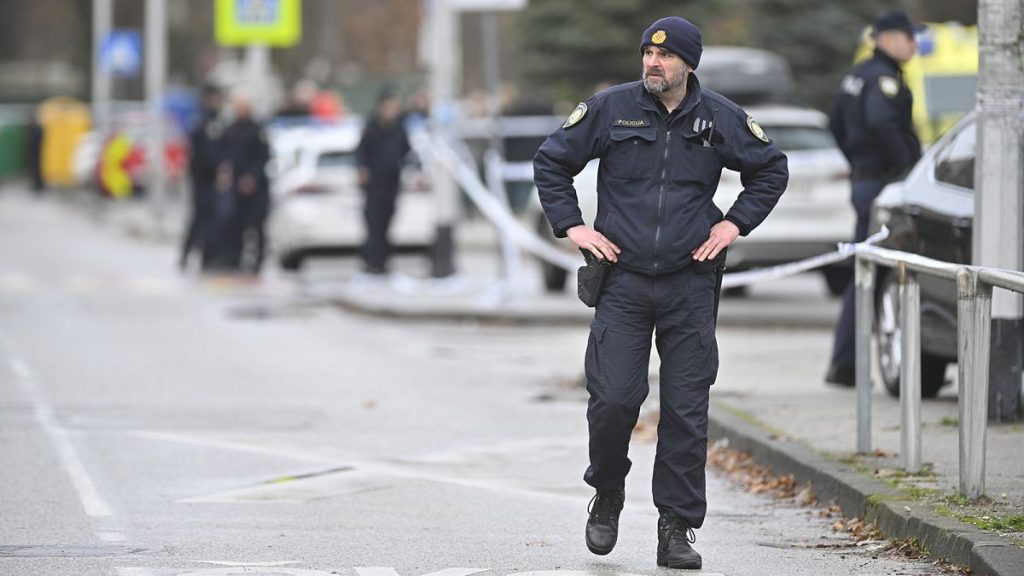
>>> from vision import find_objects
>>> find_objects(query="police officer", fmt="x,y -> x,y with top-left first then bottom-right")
180,84 -> 225,271
356,89 -> 411,275
534,16 -> 788,569
825,11 -> 923,386
223,93 -> 272,274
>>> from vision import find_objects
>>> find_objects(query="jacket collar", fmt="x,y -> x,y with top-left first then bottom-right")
637,73 -> 703,120
872,48 -> 903,76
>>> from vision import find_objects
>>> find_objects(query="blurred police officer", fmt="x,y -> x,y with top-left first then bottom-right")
534,16 -> 788,569
180,84 -> 225,271
356,89 -> 411,275
825,11 -> 923,386
224,93 -> 271,274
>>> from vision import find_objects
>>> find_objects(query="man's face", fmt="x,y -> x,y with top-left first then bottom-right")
642,46 -> 688,94
877,30 -> 918,64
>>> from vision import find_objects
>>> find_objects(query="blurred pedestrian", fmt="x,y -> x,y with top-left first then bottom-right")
25,104 -> 45,194
355,89 -> 410,275
534,16 -> 788,569
502,92 -> 553,212
180,84 -> 226,271
223,93 -> 271,274
276,79 -> 317,119
825,11 -> 923,387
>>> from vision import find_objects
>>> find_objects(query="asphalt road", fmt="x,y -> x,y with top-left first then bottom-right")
0,189 -> 947,576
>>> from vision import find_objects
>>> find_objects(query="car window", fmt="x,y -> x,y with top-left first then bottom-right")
764,126 -> 837,151
933,122 -> 975,190
317,151 -> 357,168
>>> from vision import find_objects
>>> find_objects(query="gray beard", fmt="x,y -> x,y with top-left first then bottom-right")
643,74 -> 670,94
643,71 -> 683,94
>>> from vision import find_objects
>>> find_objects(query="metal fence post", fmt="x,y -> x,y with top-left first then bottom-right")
958,268 -> 992,498
856,252 -> 875,453
899,262 -> 922,473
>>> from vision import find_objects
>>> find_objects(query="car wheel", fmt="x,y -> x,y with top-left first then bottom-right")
823,265 -> 853,297
875,272 -> 949,398
280,252 -> 304,272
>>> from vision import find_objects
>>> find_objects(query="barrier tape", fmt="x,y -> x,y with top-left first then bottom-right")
721,227 -> 889,289
415,131 -> 888,290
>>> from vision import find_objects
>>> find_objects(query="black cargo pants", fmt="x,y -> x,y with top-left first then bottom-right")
583,263 -> 719,529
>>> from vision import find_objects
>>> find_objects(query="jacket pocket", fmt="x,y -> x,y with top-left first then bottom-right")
606,127 -> 658,180
673,142 -> 721,186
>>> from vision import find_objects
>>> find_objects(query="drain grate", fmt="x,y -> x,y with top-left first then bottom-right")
0,544 -> 147,557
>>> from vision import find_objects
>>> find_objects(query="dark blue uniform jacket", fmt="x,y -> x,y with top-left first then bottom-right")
534,76 -> 788,276
828,48 -> 921,180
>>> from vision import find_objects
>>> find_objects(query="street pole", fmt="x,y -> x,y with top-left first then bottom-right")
429,0 -> 460,278
245,44 -> 271,118
145,0 -> 167,236
92,0 -> 112,134
975,0 -> 1024,421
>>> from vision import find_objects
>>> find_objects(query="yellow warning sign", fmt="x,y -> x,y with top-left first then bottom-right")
215,0 -> 302,47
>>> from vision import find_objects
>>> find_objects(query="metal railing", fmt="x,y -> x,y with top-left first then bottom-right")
855,244 -> 1024,498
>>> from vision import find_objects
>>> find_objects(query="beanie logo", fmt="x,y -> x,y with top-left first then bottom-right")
563,102 -> 588,129
651,30 -> 667,44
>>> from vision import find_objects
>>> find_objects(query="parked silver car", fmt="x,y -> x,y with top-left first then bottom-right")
267,121 -> 434,271
869,111 -> 975,397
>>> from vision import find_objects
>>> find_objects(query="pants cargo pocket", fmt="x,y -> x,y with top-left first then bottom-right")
696,319 -> 720,387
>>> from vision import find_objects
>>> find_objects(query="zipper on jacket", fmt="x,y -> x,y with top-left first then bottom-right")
653,131 -> 671,273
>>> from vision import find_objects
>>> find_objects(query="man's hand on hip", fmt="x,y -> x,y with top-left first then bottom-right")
567,225 -> 621,263
692,220 -> 739,262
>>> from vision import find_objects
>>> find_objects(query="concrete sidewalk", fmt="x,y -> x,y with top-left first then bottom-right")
323,262 -> 1024,576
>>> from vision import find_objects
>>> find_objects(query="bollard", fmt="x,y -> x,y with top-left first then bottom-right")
958,268 -> 991,498
898,262 -> 922,473
855,253 -> 875,453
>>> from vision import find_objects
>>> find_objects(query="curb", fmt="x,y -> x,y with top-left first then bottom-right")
327,291 -> 839,328
707,405 -> 1024,576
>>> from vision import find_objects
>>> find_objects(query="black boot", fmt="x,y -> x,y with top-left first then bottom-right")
657,511 -> 702,569
585,488 -> 624,555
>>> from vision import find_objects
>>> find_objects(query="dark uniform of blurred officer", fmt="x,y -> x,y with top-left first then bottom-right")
224,93 -> 271,274
534,16 -> 788,569
180,84 -> 225,271
825,11 -> 923,386
356,90 -> 410,275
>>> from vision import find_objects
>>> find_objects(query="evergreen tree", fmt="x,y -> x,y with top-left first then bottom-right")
515,0 -> 720,101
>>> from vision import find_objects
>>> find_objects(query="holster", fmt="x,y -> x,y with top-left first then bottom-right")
692,248 -> 728,326
577,249 -> 614,308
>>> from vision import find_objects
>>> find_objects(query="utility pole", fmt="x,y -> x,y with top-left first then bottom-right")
92,0 -> 113,134
975,0 -> 1024,421
145,0 -> 168,235
428,0 -> 461,278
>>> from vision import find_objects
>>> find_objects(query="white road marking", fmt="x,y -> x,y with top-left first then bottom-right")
98,531 -> 127,542
196,561 -> 300,566
179,568 -> 331,576
8,355 -> 113,517
134,430 -> 591,505
117,568 -> 157,576
355,569 -> 489,576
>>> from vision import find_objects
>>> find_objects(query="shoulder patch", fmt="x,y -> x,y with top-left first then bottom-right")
879,76 -> 900,98
746,115 -> 770,144
563,102 -> 588,129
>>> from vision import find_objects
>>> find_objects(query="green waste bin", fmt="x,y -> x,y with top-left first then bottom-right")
0,105 -> 31,180
0,122 -> 26,179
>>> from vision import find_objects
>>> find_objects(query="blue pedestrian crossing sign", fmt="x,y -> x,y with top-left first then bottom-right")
215,0 -> 302,47
100,30 -> 143,78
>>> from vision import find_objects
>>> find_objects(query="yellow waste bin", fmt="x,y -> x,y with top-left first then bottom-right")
37,97 -> 92,187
